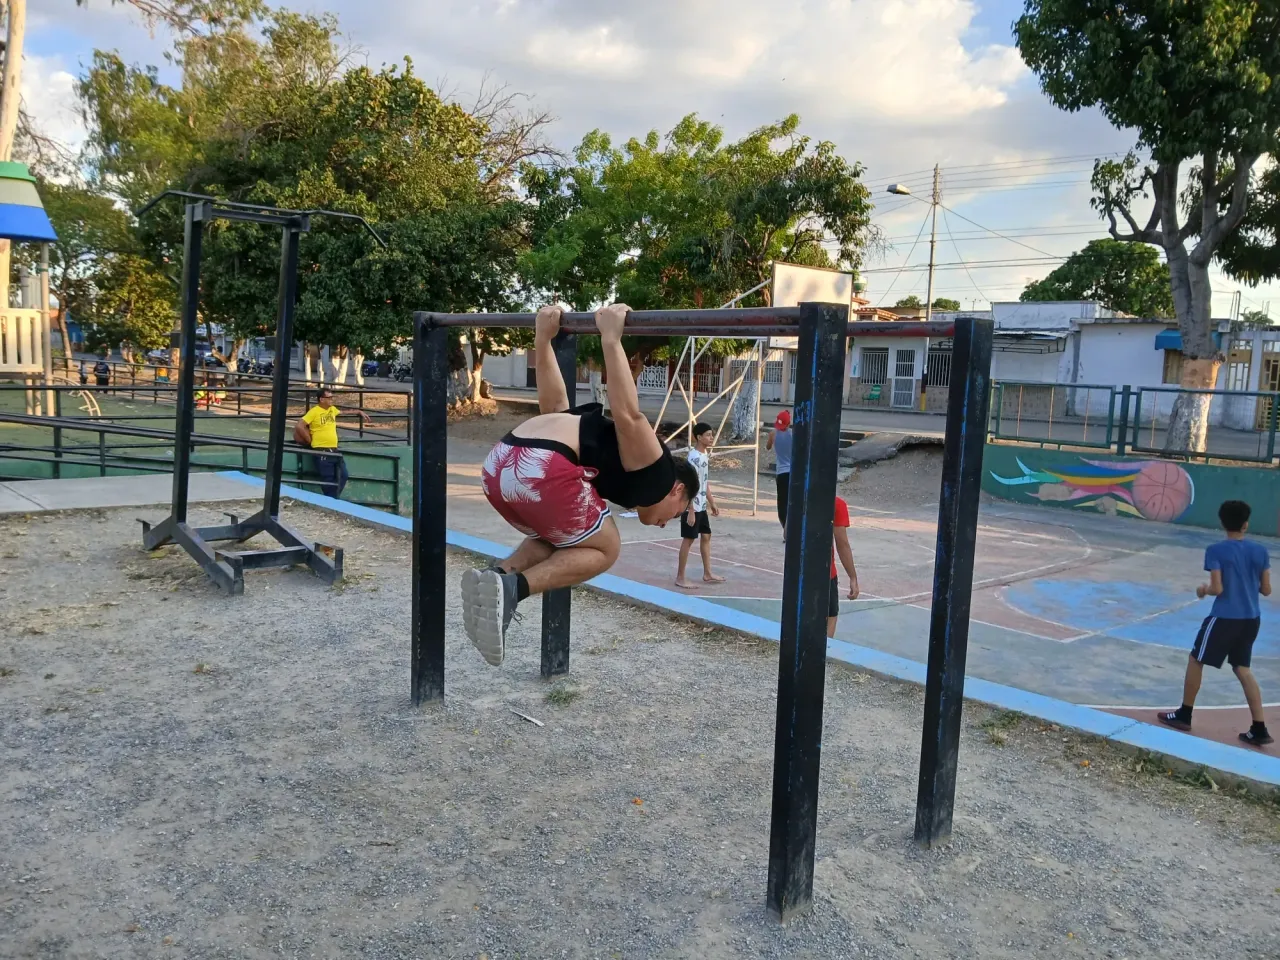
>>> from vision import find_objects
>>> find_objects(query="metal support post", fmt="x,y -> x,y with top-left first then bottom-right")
540,330 -> 578,679
263,222 -> 304,518
1115,386 -> 1132,456
170,202 -> 206,524
411,312 -> 450,704
766,301 -> 848,923
913,316 -> 994,848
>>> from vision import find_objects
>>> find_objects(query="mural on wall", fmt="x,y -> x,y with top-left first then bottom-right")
990,457 -> 1195,522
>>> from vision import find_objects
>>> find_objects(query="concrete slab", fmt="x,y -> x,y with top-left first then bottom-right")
0,474 -> 261,514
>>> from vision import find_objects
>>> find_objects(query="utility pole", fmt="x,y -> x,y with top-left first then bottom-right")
925,164 -> 940,325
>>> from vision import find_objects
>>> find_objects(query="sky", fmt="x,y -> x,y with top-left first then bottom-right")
23,0 -> 1280,320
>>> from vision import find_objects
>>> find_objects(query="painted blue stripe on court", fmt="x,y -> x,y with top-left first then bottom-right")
216,471 -> 1280,788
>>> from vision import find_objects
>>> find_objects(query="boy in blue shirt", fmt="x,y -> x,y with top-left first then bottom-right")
1158,500 -> 1273,746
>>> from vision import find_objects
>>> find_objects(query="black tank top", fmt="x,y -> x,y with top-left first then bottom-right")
573,403 -> 676,508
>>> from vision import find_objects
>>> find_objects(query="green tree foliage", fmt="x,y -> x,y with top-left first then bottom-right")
524,113 -> 875,371
894,295 -> 922,309
1019,239 -> 1175,316
1015,0 -> 1280,451
76,4 -> 547,395
931,297 -> 961,312
1216,160 -> 1280,286
83,254 -> 176,355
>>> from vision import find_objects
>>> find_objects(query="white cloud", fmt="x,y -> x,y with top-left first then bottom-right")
526,25 -> 645,76
21,54 -> 85,157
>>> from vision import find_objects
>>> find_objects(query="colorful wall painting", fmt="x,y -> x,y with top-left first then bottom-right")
982,445 -> 1280,537
989,457 -> 1194,521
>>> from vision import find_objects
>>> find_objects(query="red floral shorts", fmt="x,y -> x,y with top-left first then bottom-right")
480,436 -> 610,547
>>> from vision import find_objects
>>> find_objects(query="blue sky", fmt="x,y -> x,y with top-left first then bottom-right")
23,0 -> 1279,320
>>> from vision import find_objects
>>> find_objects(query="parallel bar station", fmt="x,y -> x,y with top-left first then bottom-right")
410,305 -> 993,922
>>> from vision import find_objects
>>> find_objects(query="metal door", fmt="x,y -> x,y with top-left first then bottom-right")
891,348 -> 916,408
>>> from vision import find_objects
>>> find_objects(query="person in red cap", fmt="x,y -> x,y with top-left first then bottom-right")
766,409 -> 793,532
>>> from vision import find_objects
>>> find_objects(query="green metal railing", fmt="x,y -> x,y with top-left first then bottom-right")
0,412 -> 402,511
989,380 -> 1119,450
1127,385 -> 1280,464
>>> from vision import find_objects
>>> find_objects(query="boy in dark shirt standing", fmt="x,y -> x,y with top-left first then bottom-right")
1158,500 -> 1273,746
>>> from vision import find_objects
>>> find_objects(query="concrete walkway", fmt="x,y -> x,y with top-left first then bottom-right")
0,474 -> 259,515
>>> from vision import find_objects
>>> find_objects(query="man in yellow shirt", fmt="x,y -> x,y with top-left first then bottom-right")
293,388 -> 370,498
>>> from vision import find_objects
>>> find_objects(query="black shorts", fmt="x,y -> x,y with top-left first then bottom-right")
680,509 -> 712,539
1191,616 -> 1260,668
828,576 -> 841,618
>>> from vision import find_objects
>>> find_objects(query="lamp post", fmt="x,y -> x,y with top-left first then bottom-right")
888,166 -> 942,411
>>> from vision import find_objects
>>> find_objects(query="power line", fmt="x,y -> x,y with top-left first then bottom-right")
942,207 -> 989,305
862,152 -> 1124,190
875,205 -> 932,306
862,257 -> 1066,274
939,205 -> 1060,258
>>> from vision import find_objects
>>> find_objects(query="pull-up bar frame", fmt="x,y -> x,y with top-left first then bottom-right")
409,304 -> 992,923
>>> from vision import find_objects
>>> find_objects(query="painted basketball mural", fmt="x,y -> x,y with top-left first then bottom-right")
990,457 -> 1194,522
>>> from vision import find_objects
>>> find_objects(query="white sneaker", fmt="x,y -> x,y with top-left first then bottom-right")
461,568 -> 518,666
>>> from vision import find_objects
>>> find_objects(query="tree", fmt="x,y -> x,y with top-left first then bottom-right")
15,181 -> 135,365
1018,239 -> 1175,316
523,113 -> 875,420
1239,308 -> 1275,328
894,295 -> 923,309
83,254 -> 176,356
932,297 -> 961,312
77,5 -> 552,400
1015,0 -> 1280,453
1216,160 -> 1280,286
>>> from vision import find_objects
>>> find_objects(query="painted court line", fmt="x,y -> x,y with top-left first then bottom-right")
217,472 -> 1280,789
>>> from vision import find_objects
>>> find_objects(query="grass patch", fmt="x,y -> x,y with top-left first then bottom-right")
0,666 -> 16,677
979,709 -> 1026,732
544,683 -> 581,707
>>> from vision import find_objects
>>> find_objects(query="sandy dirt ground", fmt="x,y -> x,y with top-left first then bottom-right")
2,506 -> 1279,960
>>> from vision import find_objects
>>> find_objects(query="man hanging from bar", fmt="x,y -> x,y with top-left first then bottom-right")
463,303 -> 700,665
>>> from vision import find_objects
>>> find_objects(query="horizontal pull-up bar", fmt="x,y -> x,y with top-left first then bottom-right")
417,309 -> 955,339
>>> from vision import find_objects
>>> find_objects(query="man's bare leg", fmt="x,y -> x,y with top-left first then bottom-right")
675,538 -> 695,588
521,521 -> 620,595
827,615 -> 837,638
1234,665 -> 1266,724
497,537 -> 554,574
699,533 -> 725,583
1182,655 -> 1204,707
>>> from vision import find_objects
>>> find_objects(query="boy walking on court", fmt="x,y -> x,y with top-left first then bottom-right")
766,410 -> 793,533
1158,500 -> 1273,746
828,494 -> 860,637
675,423 -> 725,588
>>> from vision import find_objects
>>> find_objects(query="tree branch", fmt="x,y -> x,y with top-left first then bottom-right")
1192,151 -> 1260,264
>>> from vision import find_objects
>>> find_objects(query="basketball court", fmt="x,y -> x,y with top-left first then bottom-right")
605,477 -> 1280,758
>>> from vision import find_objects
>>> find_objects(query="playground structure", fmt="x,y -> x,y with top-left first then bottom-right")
410,304 -> 993,921
132,192 -> 384,594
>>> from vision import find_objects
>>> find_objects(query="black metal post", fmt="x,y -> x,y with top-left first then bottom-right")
1115,385 -> 1131,457
766,302 -> 848,923
52,391 -> 62,479
170,202 -> 206,523
263,222 -> 304,518
914,316 -> 994,848
411,313 -> 450,704
541,330 -> 578,679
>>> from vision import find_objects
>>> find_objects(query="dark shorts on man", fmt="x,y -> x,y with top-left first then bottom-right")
312,450 -> 349,499
828,576 -> 841,618
1191,615 -> 1260,668
680,509 -> 712,540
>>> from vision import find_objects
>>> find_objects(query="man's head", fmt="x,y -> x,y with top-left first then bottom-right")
636,457 -> 700,526
775,410 -> 791,431
1219,499 -> 1252,534
693,422 -> 713,451
317,388 -> 335,409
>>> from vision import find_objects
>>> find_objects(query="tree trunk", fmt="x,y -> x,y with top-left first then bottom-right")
447,340 -> 470,407
331,345 -> 349,385
54,310 -> 72,370
730,365 -> 759,440
353,352 -> 365,387
468,346 -> 485,403
1164,250 -> 1219,454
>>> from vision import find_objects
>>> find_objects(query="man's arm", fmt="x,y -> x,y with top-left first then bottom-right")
1261,568 -> 1272,597
1197,569 -> 1224,598
534,306 -> 570,414
596,304 -> 664,470
766,430 -> 775,451
834,526 -> 859,599
293,419 -> 312,446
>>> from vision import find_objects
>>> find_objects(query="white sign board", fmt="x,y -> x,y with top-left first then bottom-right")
769,262 -> 853,349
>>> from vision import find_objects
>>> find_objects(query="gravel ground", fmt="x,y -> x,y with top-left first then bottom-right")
2,506 -> 1279,960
